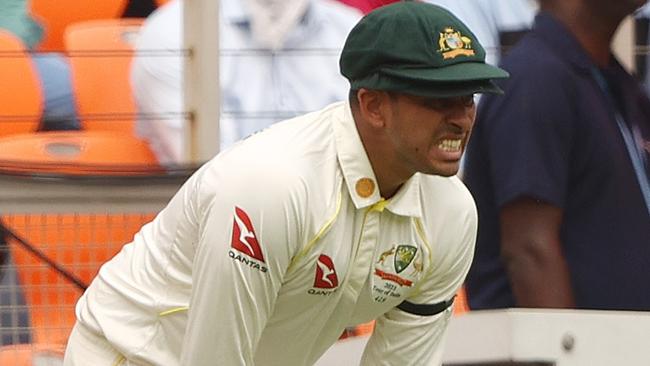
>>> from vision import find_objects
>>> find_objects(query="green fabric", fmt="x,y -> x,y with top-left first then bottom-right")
340,1 -> 509,97
0,0 -> 43,49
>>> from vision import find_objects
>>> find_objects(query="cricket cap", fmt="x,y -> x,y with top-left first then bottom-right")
340,1 -> 509,97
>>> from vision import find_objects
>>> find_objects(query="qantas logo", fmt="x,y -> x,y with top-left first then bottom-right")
231,207 -> 265,262
229,207 -> 267,273
313,255 -> 338,289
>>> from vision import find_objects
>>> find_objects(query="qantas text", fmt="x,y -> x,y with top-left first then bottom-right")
229,250 -> 268,273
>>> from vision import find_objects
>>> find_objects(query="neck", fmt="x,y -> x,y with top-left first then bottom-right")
372,157 -> 412,199
353,112 -> 413,199
544,3 -> 626,67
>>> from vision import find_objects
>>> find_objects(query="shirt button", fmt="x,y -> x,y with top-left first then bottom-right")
355,178 -> 375,198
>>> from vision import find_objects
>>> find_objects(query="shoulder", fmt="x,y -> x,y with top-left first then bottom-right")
417,175 -> 477,283
500,34 -> 576,89
136,0 -> 181,50
478,35 -> 580,121
419,175 -> 477,223
197,105 -> 342,210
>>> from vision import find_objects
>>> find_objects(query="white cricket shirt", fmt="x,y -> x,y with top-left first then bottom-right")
76,102 -> 477,365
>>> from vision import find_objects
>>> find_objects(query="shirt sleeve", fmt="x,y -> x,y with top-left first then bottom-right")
480,61 -> 577,209
179,163 -> 306,365
360,199 -> 477,366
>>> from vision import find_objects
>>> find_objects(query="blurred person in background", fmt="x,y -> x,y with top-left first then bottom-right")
131,0 -> 361,164
0,0 -> 79,131
425,0 -> 537,66
463,0 -> 650,310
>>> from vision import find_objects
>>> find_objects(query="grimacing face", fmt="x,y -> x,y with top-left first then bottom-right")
385,93 -> 477,177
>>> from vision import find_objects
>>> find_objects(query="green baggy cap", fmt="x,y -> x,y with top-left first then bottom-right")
339,1 -> 509,97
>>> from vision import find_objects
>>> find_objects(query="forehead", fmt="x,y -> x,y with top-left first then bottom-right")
397,93 -> 474,108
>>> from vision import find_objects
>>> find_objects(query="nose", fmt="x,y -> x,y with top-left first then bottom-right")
445,100 -> 476,132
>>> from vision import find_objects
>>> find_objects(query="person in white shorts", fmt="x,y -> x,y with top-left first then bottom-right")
64,2 -> 509,365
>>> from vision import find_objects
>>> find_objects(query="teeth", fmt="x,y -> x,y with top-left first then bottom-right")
438,139 -> 462,152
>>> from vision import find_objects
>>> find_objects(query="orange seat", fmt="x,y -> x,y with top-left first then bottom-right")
156,0 -> 171,6
0,343 -> 64,366
0,130 -> 159,343
0,31 -> 44,137
453,286 -> 470,315
30,0 -> 129,51
0,131 -> 160,175
64,19 -> 144,133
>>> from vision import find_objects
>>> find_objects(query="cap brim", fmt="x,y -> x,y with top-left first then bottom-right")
381,61 -> 509,83
350,71 -> 506,98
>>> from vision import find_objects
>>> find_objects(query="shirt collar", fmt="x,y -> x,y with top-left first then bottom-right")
385,174 -> 423,217
332,102 -> 423,218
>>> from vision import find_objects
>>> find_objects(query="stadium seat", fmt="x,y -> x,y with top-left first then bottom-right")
0,31 -> 44,137
0,130 -> 159,344
0,131 -> 160,175
156,0 -> 171,6
453,286 -> 470,315
64,19 -> 144,133
0,343 -> 64,366
30,0 -> 129,51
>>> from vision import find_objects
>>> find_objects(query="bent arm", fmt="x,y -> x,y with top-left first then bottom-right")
180,167 -> 304,365
499,197 -> 575,308
362,202 -> 477,365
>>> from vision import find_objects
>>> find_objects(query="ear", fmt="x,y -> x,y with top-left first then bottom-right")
356,89 -> 390,128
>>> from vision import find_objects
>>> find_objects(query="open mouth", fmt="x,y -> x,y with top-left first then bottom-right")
437,139 -> 462,152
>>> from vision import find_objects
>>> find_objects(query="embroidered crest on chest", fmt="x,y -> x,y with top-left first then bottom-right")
371,244 -> 423,303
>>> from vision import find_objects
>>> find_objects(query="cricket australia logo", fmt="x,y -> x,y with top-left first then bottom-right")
308,254 -> 339,296
228,207 -> 268,273
372,244 -> 421,303
394,245 -> 417,274
437,27 -> 475,59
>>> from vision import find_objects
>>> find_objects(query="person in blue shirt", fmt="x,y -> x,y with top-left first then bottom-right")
463,0 -> 650,310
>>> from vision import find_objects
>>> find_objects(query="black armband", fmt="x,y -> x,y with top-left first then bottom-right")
397,296 -> 455,316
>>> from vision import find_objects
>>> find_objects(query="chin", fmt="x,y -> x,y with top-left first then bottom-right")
433,169 -> 459,177
423,162 -> 460,177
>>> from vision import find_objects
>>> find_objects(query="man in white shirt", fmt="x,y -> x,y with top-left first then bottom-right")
64,2 -> 509,365
131,0 -> 361,164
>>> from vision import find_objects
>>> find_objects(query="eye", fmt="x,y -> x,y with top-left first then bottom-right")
418,95 -> 475,110
460,95 -> 475,107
